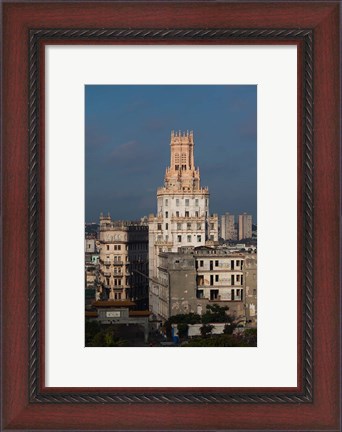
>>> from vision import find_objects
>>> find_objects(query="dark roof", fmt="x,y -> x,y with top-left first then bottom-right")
129,310 -> 151,317
91,300 -> 136,308
85,311 -> 98,317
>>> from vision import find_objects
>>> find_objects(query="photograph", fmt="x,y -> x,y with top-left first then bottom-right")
84,85 -> 257,347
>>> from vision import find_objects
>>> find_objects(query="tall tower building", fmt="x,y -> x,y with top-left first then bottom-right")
238,213 -> 253,240
148,131 -> 218,319
221,212 -> 236,240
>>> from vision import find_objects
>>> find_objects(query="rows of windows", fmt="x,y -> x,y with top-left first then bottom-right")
164,211 -> 206,219
158,222 -> 203,230
164,198 -> 207,207
104,243 -> 147,251
196,288 -> 243,301
197,273 -> 244,286
177,234 -> 202,243
197,259 -> 243,269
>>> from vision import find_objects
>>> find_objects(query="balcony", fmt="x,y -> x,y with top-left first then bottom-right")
113,261 -> 123,266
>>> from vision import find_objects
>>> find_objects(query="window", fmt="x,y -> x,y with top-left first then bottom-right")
175,165 -> 179,170
215,275 -> 219,282
178,235 -> 182,242
106,245 -> 109,251
165,223 -> 168,230
88,244 -> 91,249
195,211 -> 199,217
177,223 -> 182,230
165,199 -> 168,207
237,289 -> 240,296
195,199 -> 199,206
197,223 -> 201,230
157,223 -> 162,230
187,222 -> 191,229
185,199 -> 189,206
210,290 -> 219,300
197,290 -> 204,299
187,235 -> 191,242
199,260 -> 204,267
210,235 -> 214,241
210,223 -> 214,230
236,260 -> 240,266
197,235 -> 201,242
176,199 -> 179,207
176,211 -> 179,217
185,211 -> 189,217
165,211 -> 168,218
236,275 -> 240,282
215,260 -> 219,267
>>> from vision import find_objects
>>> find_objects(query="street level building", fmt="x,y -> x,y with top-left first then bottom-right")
153,246 -> 257,323
98,214 -> 148,307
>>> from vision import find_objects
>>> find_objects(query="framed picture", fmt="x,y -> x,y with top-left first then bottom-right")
1,2 -> 340,431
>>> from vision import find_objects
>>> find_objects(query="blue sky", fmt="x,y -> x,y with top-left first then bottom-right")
85,85 -> 257,223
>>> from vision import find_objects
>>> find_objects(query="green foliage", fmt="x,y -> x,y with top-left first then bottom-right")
201,304 -> 230,324
186,333 -> 252,347
168,313 -> 201,325
223,323 -> 236,335
200,324 -> 214,337
177,323 -> 189,339
85,322 -> 128,347
243,328 -> 257,346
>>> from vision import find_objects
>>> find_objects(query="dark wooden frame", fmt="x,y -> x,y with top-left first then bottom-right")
2,2 -> 340,431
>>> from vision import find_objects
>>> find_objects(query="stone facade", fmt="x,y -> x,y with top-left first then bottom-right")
244,254 -> 257,326
151,246 -> 257,323
98,214 -> 148,306
148,131 -> 219,320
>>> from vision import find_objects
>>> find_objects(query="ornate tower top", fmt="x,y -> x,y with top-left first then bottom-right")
163,130 -> 201,192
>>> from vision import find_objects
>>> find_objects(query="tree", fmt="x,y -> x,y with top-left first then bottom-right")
223,323 -> 235,335
201,304 -> 230,324
177,323 -> 189,340
200,324 -> 214,338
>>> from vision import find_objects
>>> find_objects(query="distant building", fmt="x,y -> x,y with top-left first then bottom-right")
148,131 -> 219,320
238,213 -> 252,240
220,212 -> 237,240
98,214 -> 148,307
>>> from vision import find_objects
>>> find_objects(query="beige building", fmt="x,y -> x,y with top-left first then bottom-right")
153,246 -> 257,323
238,213 -> 253,240
98,214 -> 148,306
244,254 -> 257,326
194,247 -> 248,319
148,131 -> 219,320
220,212 -> 237,240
